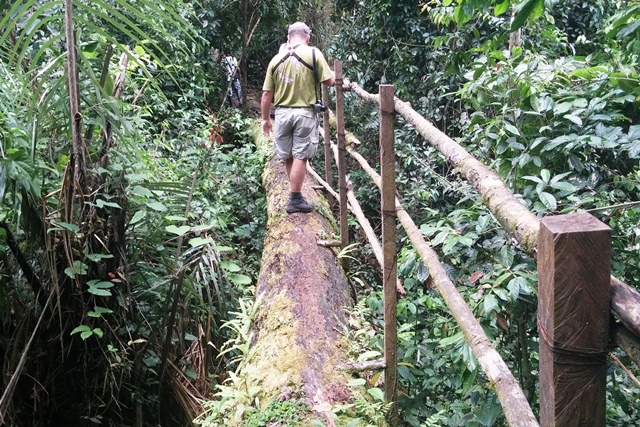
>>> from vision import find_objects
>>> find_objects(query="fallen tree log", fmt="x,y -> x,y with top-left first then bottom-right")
238,133 -> 356,425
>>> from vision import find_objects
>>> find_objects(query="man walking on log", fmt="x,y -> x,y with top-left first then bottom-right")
261,22 -> 334,214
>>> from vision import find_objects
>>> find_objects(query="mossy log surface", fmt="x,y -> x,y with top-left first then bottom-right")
243,147 -> 354,425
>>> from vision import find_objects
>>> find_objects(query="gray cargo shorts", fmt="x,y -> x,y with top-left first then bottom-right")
274,107 -> 319,160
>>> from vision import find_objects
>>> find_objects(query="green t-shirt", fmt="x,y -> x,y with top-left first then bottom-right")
262,45 -> 332,107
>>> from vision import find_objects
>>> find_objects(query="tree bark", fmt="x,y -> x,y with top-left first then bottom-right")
241,148 -> 354,424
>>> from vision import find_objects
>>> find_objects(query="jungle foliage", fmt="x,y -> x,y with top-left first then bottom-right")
1,0 -> 640,426
329,0 -> 640,425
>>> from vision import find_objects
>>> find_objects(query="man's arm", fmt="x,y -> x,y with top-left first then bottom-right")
261,90 -> 274,136
322,75 -> 335,87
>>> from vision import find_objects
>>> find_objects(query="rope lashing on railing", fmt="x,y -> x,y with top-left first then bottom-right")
538,319 -> 609,365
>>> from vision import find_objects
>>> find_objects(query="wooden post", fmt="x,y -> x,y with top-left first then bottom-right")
321,84 -> 334,207
379,84 -> 398,426
538,213 -> 610,427
334,61 -> 349,267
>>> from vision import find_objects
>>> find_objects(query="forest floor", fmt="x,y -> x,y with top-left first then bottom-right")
244,85 -> 262,115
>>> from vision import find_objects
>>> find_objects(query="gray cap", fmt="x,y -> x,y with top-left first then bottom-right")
288,22 -> 311,37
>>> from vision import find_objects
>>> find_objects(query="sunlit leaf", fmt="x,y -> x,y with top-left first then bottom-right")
166,225 -> 190,235
538,191 -> 557,210
511,0 -> 544,31
129,210 -> 146,224
227,274 -> 251,285
357,350 -> 381,361
188,237 -> 213,247
367,387 -> 384,401
146,201 -> 167,211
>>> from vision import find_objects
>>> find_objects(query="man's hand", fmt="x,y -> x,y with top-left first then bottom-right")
262,119 -> 272,136
261,90 -> 274,136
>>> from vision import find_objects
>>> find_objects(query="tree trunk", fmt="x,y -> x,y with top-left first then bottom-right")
241,150 -> 355,424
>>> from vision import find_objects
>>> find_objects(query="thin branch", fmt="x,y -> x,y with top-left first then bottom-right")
610,352 -> 640,388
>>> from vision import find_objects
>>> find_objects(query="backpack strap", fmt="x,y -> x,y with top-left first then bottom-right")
272,44 -> 315,74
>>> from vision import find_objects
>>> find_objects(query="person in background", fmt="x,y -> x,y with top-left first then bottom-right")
261,22 -> 334,214
222,49 -> 243,107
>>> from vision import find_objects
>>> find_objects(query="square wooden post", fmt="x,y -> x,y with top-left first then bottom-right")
334,61 -> 349,269
321,84 -> 334,207
379,84 -> 398,426
538,213 -> 610,427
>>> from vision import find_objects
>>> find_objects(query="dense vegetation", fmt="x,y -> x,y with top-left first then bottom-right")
1,0 -> 639,426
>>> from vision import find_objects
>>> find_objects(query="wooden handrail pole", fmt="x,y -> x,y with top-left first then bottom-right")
379,84 -> 398,426
321,84 -> 334,207
334,61 -> 348,268
538,213 -> 610,427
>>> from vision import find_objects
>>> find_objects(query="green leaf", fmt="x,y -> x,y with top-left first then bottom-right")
92,328 -> 104,338
522,175 -> 543,184
85,253 -> 114,262
431,230 -> 449,246
508,276 -> 528,300
165,215 -> 188,221
540,169 -> 551,183
538,192 -> 557,210
145,201 -> 167,211
438,331 -> 463,347
129,209 -> 146,224
483,294 -> 500,314
529,95 -> 541,112
357,350 -> 381,361
88,280 -> 114,297
564,114 -> 583,126
96,199 -> 121,209
71,325 -> 91,335
503,122 -> 520,136
553,102 -> 572,114
56,222 -> 80,233
87,288 -> 112,297
228,273 -> 251,285
80,330 -> 93,340
87,280 -> 114,289
367,387 -> 384,401
188,237 -> 213,247
347,378 -> 366,387
166,225 -> 190,236
220,260 -> 241,272
453,3 -> 473,26
132,185 -> 153,197
494,0 -> 510,16
511,0 -> 544,31
549,181 -> 576,192
185,368 -> 197,380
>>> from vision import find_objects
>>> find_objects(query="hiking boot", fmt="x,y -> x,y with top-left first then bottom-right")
286,197 -> 314,214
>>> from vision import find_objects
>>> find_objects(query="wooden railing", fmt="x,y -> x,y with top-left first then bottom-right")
312,60 -> 640,426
